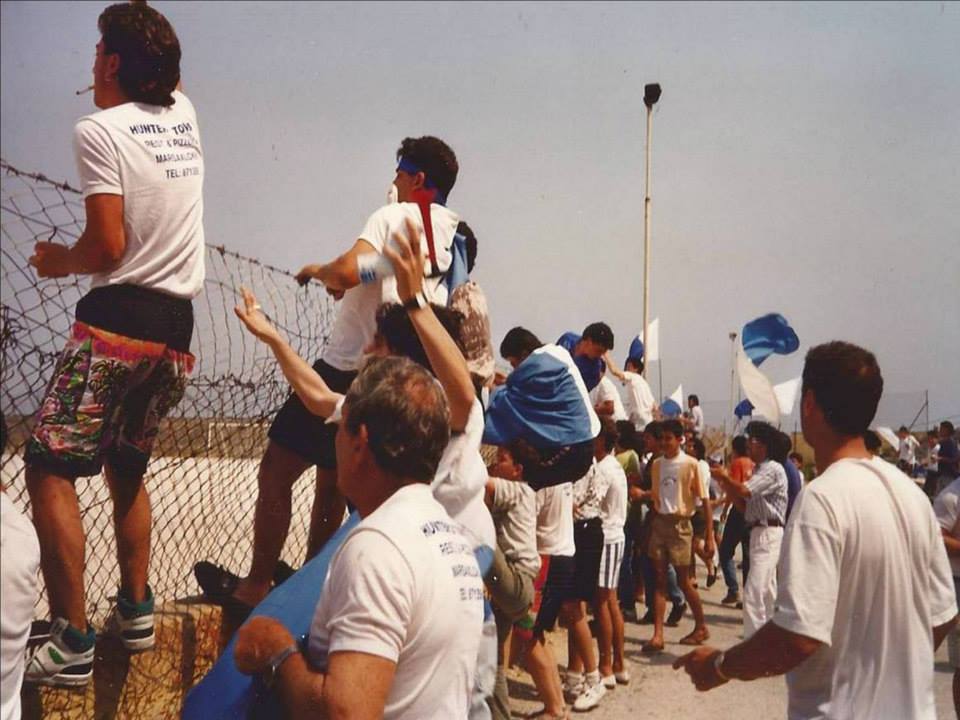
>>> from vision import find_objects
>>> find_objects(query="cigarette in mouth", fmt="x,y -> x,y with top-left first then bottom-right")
76,85 -> 94,96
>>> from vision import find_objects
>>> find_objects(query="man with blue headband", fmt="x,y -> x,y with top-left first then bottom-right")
196,137 -> 463,616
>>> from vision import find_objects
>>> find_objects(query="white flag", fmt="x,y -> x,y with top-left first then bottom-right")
669,383 -> 684,406
646,318 -> 660,362
773,377 -> 801,416
875,426 -> 900,449
737,341 -> 779,422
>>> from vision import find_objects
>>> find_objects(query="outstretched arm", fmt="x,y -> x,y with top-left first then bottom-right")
295,239 -> 376,293
383,218 -> 475,432
234,287 -> 341,418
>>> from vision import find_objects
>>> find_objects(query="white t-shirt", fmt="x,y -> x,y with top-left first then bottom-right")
308,484 -> 483,720
898,435 -> 920,464
934,476 -> 960,577
621,371 -> 655,430
597,454 -> 628,544
694,458 -> 711,509
490,478 -> 540,578
773,457 -> 957,720
431,399 -> 496,552
654,452 -> 697,515
322,203 -> 458,371
1,494 -> 40,720
73,91 -> 205,299
535,483 -> 575,557
690,405 -> 705,436
590,376 -> 627,422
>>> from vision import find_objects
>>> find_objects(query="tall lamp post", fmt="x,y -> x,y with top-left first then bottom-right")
642,83 -> 661,379
728,331 -> 738,443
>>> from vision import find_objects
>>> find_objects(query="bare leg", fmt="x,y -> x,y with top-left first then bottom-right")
677,565 -> 709,642
234,441 -> 310,606
26,466 -> 87,630
561,600 -> 597,673
524,637 -> 566,716
104,463 -> 150,603
952,669 -> 959,720
566,626 -> 583,673
596,589 -> 623,675
646,557 -> 668,648
306,466 -> 345,561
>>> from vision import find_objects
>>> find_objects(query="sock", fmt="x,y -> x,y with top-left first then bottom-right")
586,670 -> 601,687
566,671 -> 583,688
118,584 -> 154,617
61,622 -> 96,653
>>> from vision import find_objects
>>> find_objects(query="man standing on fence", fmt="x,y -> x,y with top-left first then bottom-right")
23,3 -> 203,687
195,137 -> 464,616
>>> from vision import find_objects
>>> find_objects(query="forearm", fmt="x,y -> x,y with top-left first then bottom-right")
407,306 -> 474,431
942,532 -> 960,557
721,622 -> 821,681
934,615 -> 959,651
314,255 -> 361,291
276,654 -> 327,719
266,337 -> 341,417
67,230 -> 124,273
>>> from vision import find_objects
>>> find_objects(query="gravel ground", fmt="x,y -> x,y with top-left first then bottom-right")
504,565 -> 956,719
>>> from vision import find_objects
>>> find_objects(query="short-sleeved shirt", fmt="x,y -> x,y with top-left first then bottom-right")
322,202 -> 458,372
744,460 -> 788,525
651,452 -> 700,517
940,437 -> 960,478
773,457 -> 957,720
589,376 -> 627,422
689,405 -> 705,436
573,459 -> 610,521
730,456 -> 756,484
934,476 -> 960,577
556,332 -> 603,392
595,454 -> 629,543
74,91 -> 205,299
535,483 -> 575,557
898,435 -> 920,465
616,450 -> 641,480
621,371 -> 655,430
308,484 -> 483,720
783,459 -> 803,519
490,477 -> 541,578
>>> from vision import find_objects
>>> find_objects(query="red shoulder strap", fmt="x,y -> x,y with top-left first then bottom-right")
411,188 -> 438,276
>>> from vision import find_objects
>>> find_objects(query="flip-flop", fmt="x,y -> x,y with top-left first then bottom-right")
641,640 -> 664,654
193,561 -> 241,604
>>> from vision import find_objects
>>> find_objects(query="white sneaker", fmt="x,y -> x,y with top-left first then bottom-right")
601,674 -> 616,689
24,617 -> 95,688
107,586 -> 155,651
572,681 -> 606,712
562,674 -> 584,703
615,668 -> 631,685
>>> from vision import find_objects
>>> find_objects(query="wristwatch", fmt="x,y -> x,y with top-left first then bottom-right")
402,289 -> 428,311
713,650 -> 729,682
263,644 -> 299,689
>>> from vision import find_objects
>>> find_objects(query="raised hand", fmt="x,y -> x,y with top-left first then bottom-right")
234,286 -> 282,344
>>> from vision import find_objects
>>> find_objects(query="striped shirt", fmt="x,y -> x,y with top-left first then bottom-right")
744,460 -> 788,525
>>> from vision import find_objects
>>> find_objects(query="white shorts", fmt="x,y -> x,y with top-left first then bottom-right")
949,577 -> 960,669
598,540 -> 624,589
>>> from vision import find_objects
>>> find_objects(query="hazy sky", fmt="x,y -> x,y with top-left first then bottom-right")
2,1 -> 958,427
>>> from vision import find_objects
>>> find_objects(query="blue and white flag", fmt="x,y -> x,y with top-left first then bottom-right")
442,231 -> 470,296
741,313 -> 800,367
483,344 -> 600,448
734,399 -> 754,418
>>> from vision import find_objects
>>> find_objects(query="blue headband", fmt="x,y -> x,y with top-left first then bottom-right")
396,156 -> 447,205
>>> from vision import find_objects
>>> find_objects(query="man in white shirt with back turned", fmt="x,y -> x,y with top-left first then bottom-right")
675,341 -> 958,720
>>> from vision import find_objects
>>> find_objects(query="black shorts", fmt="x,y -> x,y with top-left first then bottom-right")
533,554 -> 576,636
267,359 -> 357,469
571,517 -> 604,601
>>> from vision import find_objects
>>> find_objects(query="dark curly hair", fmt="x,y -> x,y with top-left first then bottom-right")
374,302 -> 464,375
396,136 -> 458,201
98,3 -> 181,107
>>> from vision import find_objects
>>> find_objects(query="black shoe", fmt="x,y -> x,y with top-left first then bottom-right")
666,602 -> 686,627
735,601 -> 743,610
721,591 -> 741,605
194,561 -> 241,603
706,571 -> 718,588
637,609 -> 655,625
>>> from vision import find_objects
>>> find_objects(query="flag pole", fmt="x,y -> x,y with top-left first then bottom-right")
728,331 -> 738,445
641,83 -> 661,379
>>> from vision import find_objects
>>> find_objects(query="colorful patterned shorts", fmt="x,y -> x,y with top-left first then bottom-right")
25,321 -> 194,478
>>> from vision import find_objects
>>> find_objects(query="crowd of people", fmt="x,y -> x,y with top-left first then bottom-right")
1,4 -> 959,720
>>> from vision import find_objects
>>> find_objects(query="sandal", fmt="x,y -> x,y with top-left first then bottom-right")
641,640 -> 664,654
679,630 -> 709,646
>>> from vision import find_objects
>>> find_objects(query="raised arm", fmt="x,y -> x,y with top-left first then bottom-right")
294,239 -> 376,292
234,287 -> 341,418
383,218 -> 475,432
